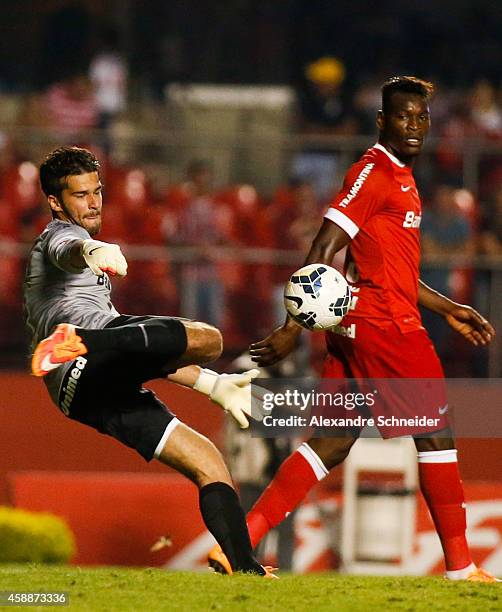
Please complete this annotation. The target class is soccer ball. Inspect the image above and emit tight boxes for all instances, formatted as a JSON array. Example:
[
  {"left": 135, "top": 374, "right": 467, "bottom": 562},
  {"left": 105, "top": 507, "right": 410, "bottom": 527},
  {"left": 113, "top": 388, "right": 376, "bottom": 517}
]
[{"left": 284, "top": 264, "right": 351, "bottom": 331}]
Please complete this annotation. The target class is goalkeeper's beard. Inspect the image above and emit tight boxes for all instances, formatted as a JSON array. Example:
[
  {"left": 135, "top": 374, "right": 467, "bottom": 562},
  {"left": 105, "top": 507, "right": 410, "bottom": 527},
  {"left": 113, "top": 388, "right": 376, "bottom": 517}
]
[{"left": 59, "top": 201, "right": 101, "bottom": 236}]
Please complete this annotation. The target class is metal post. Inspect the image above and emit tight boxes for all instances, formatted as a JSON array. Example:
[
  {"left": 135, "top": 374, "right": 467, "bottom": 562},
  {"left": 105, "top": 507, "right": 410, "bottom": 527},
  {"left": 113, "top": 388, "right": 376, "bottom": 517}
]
[
  {"left": 462, "top": 140, "right": 480, "bottom": 196},
  {"left": 488, "top": 269, "right": 502, "bottom": 378}
]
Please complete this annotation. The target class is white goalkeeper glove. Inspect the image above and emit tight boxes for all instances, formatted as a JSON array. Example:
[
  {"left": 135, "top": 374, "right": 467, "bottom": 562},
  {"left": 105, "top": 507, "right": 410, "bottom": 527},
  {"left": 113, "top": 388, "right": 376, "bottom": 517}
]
[
  {"left": 81, "top": 239, "right": 128, "bottom": 277},
  {"left": 194, "top": 368, "right": 267, "bottom": 429}
]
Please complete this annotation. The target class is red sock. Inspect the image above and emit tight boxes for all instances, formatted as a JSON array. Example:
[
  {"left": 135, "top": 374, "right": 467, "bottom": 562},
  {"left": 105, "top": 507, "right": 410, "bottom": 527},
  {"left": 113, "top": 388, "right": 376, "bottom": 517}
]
[
  {"left": 418, "top": 450, "right": 472, "bottom": 571},
  {"left": 246, "top": 443, "right": 328, "bottom": 549}
]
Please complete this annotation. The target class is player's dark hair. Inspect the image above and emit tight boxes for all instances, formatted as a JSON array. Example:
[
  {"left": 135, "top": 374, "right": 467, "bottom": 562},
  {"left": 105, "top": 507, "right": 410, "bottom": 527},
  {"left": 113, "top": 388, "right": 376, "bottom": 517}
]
[
  {"left": 40, "top": 146, "right": 101, "bottom": 199},
  {"left": 381, "top": 76, "right": 434, "bottom": 114}
]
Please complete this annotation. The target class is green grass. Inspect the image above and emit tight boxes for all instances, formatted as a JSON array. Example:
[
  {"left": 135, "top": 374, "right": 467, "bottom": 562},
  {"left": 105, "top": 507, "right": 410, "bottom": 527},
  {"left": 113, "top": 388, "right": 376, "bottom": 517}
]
[{"left": 0, "top": 566, "right": 500, "bottom": 611}]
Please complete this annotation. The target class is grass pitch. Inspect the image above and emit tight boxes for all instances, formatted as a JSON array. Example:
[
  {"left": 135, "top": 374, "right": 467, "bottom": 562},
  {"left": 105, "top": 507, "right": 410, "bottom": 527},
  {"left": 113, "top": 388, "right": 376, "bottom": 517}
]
[{"left": 0, "top": 566, "right": 500, "bottom": 611}]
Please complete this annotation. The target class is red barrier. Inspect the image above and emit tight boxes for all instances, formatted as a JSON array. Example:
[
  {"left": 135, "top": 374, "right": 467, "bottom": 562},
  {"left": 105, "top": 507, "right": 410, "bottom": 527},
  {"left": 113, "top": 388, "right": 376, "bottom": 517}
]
[
  {"left": 9, "top": 471, "right": 502, "bottom": 574},
  {"left": 0, "top": 372, "right": 223, "bottom": 504},
  {"left": 10, "top": 471, "right": 205, "bottom": 566},
  {"left": 0, "top": 371, "right": 501, "bottom": 502}
]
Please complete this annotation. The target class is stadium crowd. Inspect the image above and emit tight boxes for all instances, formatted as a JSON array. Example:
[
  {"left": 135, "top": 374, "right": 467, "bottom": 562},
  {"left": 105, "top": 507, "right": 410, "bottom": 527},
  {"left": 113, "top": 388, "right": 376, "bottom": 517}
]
[
  {"left": 1, "top": 41, "right": 502, "bottom": 374},
  {"left": 1, "top": 132, "right": 501, "bottom": 374}
]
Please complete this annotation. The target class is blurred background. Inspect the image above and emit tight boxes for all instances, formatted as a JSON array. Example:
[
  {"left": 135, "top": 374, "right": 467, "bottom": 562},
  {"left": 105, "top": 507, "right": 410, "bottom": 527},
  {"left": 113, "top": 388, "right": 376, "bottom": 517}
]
[{"left": 1, "top": 0, "right": 502, "bottom": 574}]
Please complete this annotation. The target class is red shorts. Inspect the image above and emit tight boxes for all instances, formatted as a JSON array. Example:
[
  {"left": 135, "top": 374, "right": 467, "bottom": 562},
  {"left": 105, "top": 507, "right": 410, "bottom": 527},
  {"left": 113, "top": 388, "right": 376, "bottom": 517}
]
[{"left": 320, "top": 317, "right": 448, "bottom": 438}]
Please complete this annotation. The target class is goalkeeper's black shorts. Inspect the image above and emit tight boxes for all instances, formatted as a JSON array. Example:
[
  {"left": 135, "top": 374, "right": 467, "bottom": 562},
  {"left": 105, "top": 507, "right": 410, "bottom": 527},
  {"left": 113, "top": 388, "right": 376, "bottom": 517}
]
[{"left": 54, "top": 314, "right": 187, "bottom": 461}]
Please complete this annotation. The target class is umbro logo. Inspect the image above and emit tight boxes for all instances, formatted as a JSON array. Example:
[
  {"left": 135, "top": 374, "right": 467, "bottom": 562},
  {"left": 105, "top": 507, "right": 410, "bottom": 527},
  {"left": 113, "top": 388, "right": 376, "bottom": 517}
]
[
  {"left": 60, "top": 356, "right": 87, "bottom": 416},
  {"left": 401, "top": 185, "right": 412, "bottom": 192}
]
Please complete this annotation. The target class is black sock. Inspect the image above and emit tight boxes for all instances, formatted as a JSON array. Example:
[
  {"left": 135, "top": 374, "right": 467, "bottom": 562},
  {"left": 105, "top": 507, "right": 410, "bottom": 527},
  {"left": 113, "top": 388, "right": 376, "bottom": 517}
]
[
  {"left": 76, "top": 320, "right": 187, "bottom": 356},
  {"left": 199, "top": 482, "right": 264, "bottom": 574}
]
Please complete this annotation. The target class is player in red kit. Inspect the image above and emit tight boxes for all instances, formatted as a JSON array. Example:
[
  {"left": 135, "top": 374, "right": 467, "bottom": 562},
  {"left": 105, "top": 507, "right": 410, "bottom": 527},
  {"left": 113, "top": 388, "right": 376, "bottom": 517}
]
[{"left": 209, "top": 76, "right": 498, "bottom": 581}]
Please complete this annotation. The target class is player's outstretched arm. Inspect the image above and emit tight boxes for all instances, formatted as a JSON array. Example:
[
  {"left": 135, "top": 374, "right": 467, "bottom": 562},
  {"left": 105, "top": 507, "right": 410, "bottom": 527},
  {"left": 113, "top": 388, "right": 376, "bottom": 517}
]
[
  {"left": 81, "top": 239, "right": 128, "bottom": 277},
  {"left": 250, "top": 219, "right": 351, "bottom": 366},
  {"left": 66, "top": 239, "right": 128, "bottom": 277},
  {"left": 418, "top": 279, "right": 495, "bottom": 346},
  {"left": 167, "top": 366, "right": 267, "bottom": 429}
]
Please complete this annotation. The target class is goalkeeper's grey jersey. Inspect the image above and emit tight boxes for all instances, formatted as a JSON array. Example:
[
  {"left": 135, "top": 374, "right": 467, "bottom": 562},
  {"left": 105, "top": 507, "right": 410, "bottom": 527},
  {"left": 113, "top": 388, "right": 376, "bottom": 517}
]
[{"left": 24, "top": 220, "right": 119, "bottom": 402}]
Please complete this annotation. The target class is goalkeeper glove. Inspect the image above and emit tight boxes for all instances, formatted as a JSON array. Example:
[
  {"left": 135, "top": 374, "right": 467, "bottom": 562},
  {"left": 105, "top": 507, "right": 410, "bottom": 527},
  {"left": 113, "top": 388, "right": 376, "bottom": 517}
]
[
  {"left": 194, "top": 368, "right": 266, "bottom": 429},
  {"left": 81, "top": 239, "right": 128, "bottom": 277}
]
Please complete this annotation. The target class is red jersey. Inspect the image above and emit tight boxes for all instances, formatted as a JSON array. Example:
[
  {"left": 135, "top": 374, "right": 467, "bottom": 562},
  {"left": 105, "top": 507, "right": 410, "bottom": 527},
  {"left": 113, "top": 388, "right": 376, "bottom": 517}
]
[{"left": 325, "top": 143, "right": 423, "bottom": 333}]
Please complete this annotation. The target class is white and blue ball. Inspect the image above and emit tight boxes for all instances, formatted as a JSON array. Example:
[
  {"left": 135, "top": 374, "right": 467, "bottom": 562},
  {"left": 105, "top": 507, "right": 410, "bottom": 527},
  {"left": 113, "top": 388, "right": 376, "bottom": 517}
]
[{"left": 284, "top": 264, "right": 351, "bottom": 331}]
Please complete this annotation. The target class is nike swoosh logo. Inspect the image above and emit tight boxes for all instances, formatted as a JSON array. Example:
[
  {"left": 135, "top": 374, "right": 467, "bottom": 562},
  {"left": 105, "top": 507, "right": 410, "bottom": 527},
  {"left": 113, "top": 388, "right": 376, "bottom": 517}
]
[
  {"left": 88, "top": 247, "right": 103, "bottom": 255},
  {"left": 401, "top": 185, "right": 412, "bottom": 192},
  {"left": 41, "top": 354, "right": 61, "bottom": 373},
  {"left": 438, "top": 404, "right": 449, "bottom": 415}
]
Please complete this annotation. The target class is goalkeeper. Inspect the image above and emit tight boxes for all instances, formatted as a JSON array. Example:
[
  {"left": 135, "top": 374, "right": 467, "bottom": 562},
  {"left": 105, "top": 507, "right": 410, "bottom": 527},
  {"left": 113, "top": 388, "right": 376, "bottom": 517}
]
[{"left": 24, "top": 146, "right": 272, "bottom": 577}]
